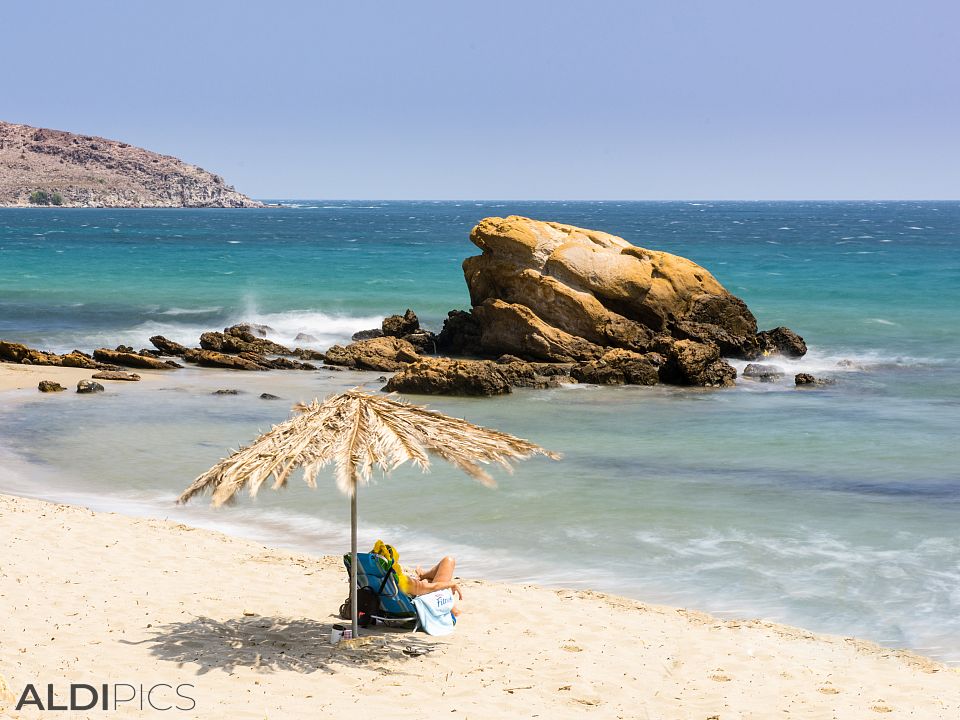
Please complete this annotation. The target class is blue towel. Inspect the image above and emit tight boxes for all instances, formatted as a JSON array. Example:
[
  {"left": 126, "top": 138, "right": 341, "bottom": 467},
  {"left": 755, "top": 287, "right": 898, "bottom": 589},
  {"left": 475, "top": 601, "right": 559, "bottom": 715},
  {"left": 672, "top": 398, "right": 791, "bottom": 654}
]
[{"left": 412, "top": 589, "right": 457, "bottom": 636}]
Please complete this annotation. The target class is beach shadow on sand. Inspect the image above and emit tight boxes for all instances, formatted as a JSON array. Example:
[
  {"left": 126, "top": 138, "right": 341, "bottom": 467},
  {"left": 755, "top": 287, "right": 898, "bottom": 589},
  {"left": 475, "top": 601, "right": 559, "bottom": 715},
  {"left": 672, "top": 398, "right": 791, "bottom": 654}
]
[{"left": 125, "top": 615, "right": 440, "bottom": 675}]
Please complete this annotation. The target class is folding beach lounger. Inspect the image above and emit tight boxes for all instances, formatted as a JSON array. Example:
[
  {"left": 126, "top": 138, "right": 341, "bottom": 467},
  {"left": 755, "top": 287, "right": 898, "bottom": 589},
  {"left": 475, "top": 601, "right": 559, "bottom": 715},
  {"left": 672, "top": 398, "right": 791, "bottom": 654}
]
[{"left": 342, "top": 552, "right": 419, "bottom": 628}]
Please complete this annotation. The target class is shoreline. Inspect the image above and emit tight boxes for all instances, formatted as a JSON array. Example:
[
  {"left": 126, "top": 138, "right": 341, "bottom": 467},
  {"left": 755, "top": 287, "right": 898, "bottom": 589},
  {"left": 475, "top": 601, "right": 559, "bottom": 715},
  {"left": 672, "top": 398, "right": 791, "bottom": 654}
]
[
  {"left": 0, "top": 363, "right": 171, "bottom": 393},
  {"left": 1, "top": 492, "right": 958, "bottom": 719}
]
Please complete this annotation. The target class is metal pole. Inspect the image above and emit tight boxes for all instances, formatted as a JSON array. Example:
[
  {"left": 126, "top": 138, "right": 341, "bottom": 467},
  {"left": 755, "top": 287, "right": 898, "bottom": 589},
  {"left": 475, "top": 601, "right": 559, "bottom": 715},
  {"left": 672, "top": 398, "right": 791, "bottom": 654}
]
[{"left": 350, "top": 483, "right": 358, "bottom": 638}]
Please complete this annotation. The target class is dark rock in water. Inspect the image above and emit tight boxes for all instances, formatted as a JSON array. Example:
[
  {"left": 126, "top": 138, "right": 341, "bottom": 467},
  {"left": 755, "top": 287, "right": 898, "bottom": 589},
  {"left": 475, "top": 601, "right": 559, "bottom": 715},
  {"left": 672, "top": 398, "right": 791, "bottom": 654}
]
[
  {"left": 377, "top": 376, "right": 387, "bottom": 383},
  {"left": 77, "top": 379, "right": 105, "bottom": 394},
  {"left": 149, "top": 335, "right": 189, "bottom": 357},
  {"left": 137, "top": 348, "right": 160, "bottom": 358},
  {"left": 92, "top": 370, "right": 141, "bottom": 381},
  {"left": 382, "top": 309, "right": 420, "bottom": 338},
  {"left": 259, "top": 392, "right": 280, "bottom": 400},
  {"left": 324, "top": 336, "right": 420, "bottom": 372},
  {"left": 662, "top": 339, "right": 737, "bottom": 388},
  {"left": 115, "top": 345, "right": 135, "bottom": 353},
  {"left": 384, "top": 358, "right": 511, "bottom": 396},
  {"left": 93, "top": 348, "right": 179, "bottom": 370},
  {"left": 294, "top": 332, "right": 318, "bottom": 343},
  {"left": 757, "top": 327, "right": 807, "bottom": 358},
  {"left": 742, "top": 363, "right": 785, "bottom": 382},
  {"left": 795, "top": 373, "right": 836, "bottom": 386},
  {"left": 402, "top": 330, "right": 438, "bottom": 354},
  {"left": 293, "top": 348, "right": 326, "bottom": 361},
  {"left": 436, "top": 310, "right": 484, "bottom": 356},
  {"left": 200, "top": 330, "right": 291, "bottom": 356},
  {"left": 242, "top": 353, "right": 315, "bottom": 370},
  {"left": 183, "top": 348, "right": 267, "bottom": 371},
  {"left": 572, "top": 349, "right": 660, "bottom": 386},
  {"left": 38, "top": 380, "right": 66, "bottom": 392},
  {"left": 212, "top": 389, "right": 241, "bottom": 395},
  {"left": 351, "top": 328, "right": 384, "bottom": 341}
]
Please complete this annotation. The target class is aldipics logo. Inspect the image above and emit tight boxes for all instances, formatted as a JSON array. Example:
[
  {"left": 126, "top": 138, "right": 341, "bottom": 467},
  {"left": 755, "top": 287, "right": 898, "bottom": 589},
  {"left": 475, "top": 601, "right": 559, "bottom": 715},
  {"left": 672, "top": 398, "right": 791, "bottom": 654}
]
[{"left": 15, "top": 683, "right": 196, "bottom": 712}]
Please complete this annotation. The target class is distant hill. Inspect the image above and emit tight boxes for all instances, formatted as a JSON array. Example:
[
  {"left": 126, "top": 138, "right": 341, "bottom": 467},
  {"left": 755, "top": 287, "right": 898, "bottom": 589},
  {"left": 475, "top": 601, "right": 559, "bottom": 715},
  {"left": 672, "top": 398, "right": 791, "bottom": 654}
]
[{"left": 0, "top": 121, "right": 263, "bottom": 208}]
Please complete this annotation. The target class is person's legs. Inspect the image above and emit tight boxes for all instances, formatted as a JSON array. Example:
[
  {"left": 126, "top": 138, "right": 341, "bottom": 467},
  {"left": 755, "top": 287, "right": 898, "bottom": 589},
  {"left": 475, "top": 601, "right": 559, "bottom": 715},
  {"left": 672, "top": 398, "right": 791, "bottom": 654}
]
[
  {"left": 433, "top": 556, "right": 456, "bottom": 583},
  {"left": 417, "top": 556, "right": 456, "bottom": 581}
]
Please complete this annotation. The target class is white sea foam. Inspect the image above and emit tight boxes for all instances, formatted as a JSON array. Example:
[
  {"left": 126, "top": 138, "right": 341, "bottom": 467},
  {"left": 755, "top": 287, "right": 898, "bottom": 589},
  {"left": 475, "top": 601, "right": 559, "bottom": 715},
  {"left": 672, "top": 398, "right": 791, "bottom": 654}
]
[{"left": 158, "top": 306, "right": 224, "bottom": 316}]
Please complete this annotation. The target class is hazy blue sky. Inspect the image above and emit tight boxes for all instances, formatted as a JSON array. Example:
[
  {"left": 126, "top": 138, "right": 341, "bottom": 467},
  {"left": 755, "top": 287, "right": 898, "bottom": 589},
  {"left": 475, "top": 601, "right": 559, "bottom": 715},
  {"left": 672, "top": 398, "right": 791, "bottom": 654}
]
[{"left": 2, "top": 1, "right": 957, "bottom": 199}]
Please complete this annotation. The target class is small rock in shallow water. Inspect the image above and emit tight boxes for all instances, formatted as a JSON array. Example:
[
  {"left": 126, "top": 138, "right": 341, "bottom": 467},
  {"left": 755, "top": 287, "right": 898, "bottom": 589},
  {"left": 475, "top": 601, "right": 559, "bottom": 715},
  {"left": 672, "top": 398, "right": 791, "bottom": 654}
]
[
  {"left": 259, "top": 393, "right": 280, "bottom": 400},
  {"left": 92, "top": 370, "right": 141, "bottom": 381},
  {"left": 212, "top": 389, "right": 241, "bottom": 395},
  {"left": 294, "top": 333, "right": 318, "bottom": 343},
  {"left": 77, "top": 380, "right": 105, "bottom": 394},
  {"left": 38, "top": 380, "right": 66, "bottom": 392},
  {"left": 795, "top": 373, "right": 836, "bottom": 386},
  {"left": 743, "top": 363, "right": 785, "bottom": 382}
]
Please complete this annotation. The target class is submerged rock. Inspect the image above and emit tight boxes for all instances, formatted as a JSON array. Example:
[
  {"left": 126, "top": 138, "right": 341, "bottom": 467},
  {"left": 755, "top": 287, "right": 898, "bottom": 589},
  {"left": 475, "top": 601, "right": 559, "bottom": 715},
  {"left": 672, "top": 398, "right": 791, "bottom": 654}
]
[
  {"left": 795, "top": 373, "right": 836, "bottom": 387},
  {"left": 384, "top": 358, "right": 511, "bottom": 396},
  {"left": 92, "top": 370, "right": 141, "bottom": 381},
  {"left": 76, "top": 379, "right": 105, "bottom": 394},
  {"left": 742, "top": 363, "right": 785, "bottom": 382},
  {"left": 38, "top": 380, "right": 66, "bottom": 392},
  {"left": 259, "top": 393, "right": 280, "bottom": 400},
  {"left": 212, "top": 389, "right": 241, "bottom": 395}
]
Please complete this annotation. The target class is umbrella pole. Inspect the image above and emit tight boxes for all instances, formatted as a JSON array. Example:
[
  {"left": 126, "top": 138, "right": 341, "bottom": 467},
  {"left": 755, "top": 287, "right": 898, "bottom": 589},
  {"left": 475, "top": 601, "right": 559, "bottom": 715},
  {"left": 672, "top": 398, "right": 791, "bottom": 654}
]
[{"left": 350, "top": 483, "right": 358, "bottom": 638}]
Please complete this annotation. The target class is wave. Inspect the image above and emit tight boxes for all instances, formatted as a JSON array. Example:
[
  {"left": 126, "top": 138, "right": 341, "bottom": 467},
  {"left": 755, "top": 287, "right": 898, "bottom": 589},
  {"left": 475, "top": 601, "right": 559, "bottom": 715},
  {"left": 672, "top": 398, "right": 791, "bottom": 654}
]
[{"left": 158, "top": 306, "right": 224, "bottom": 316}]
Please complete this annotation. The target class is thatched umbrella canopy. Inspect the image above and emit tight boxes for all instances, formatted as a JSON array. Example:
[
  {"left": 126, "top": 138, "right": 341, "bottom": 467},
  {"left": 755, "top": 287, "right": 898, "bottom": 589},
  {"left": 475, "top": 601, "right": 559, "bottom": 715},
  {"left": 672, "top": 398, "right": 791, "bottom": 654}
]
[{"left": 178, "top": 388, "right": 558, "bottom": 636}]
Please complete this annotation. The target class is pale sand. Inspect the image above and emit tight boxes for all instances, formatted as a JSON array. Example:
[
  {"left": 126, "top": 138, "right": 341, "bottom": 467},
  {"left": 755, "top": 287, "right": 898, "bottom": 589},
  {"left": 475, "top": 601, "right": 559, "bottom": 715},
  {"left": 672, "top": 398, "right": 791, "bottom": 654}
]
[
  {"left": 0, "top": 364, "right": 166, "bottom": 393},
  {"left": 0, "top": 495, "right": 958, "bottom": 719}
]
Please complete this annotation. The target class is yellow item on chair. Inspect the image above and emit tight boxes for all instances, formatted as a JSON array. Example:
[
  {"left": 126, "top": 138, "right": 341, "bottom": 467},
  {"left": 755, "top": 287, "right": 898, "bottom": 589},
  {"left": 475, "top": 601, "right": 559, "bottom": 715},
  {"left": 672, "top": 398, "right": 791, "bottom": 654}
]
[{"left": 371, "top": 539, "right": 412, "bottom": 594}]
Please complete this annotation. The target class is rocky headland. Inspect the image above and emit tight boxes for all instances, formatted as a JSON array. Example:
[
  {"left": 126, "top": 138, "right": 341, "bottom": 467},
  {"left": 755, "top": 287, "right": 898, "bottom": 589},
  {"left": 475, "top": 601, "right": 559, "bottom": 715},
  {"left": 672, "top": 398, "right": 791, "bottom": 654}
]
[
  {"left": 0, "top": 120, "right": 262, "bottom": 208},
  {"left": 1, "top": 216, "right": 818, "bottom": 395}
]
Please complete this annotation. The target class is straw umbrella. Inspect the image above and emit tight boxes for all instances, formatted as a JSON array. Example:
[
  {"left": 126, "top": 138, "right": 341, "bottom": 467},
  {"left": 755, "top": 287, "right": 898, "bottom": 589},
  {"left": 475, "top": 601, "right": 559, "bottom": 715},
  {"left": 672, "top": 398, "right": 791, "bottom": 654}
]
[{"left": 178, "top": 388, "right": 558, "bottom": 637}]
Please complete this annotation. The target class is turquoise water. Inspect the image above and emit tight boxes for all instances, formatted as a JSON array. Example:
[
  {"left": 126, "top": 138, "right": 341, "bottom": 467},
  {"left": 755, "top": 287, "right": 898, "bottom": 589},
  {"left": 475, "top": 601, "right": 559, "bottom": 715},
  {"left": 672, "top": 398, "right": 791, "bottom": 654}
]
[{"left": 1, "top": 201, "right": 958, "bottom": 663}]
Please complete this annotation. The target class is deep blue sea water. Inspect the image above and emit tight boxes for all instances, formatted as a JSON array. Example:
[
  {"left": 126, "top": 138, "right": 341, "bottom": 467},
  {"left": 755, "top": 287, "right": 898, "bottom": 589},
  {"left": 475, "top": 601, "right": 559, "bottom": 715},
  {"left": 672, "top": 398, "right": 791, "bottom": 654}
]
[{"left": 1, "top": 201, "right": 958, "bottom": 663}]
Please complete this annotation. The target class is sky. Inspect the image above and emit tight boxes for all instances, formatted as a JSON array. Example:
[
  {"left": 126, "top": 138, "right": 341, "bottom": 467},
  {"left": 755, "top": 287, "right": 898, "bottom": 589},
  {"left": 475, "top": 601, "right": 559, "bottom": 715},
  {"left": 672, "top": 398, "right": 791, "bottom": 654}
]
[{"left": 2, "top": 1, "right": 957, "bottom": 200}]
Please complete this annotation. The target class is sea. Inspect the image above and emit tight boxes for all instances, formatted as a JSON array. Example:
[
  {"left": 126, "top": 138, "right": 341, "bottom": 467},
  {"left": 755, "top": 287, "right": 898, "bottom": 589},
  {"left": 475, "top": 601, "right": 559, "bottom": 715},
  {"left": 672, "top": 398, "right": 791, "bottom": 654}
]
[{"left": 1, "top": 201, "right": 958, "bottom": 664}]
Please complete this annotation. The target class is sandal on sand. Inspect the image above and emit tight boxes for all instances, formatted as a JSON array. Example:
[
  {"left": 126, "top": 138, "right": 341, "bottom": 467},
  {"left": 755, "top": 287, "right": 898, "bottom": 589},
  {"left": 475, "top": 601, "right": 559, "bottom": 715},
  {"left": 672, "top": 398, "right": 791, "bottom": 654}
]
[{"left": 402, "top": 645, "right": 434, "bottom": 657}]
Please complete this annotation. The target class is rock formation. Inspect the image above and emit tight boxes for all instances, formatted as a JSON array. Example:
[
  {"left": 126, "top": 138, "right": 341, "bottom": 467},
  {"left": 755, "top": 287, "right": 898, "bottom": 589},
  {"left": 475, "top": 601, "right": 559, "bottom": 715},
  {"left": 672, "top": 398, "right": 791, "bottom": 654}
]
[
  {"left": 92, "top": 348, "right": 180, "bottom": 370},
  {"left": 424, "top": 216, "right": 808, "bottom": 391},
  {"left": 324, "top": 336, "right": 420, "bottom": 372},
  {"left": 384, "top": 358, "right": 512, "bottom": 396},
  {"left": 450, "top": 216, "right": 772, "bottom": 361},
  {"left": 0, "top": 120, "right": 262, "bottom": 208}
]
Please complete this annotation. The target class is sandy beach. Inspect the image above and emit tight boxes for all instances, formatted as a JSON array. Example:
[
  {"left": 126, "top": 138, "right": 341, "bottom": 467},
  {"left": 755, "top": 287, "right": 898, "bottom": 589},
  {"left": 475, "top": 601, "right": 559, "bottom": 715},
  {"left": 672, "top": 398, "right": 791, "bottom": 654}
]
[
  {"left": 1, "top": 490, "right": 958, "bottom": 719},
  {"left": 0, "top": 364, "right": 167, "bottom": 393}
]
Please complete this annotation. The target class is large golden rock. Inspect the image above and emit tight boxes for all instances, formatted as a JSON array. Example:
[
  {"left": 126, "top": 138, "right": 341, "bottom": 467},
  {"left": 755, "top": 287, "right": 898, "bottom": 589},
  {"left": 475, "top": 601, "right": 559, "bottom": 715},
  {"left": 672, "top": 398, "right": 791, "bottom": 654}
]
[{"left": 462, "top": 216, "right": 760, "bottom": 361}]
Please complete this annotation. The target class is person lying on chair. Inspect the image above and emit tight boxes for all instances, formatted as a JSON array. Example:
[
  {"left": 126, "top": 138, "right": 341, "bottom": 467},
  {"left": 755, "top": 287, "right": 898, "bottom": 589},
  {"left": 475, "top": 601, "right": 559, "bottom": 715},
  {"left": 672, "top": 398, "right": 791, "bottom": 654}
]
[{"left": 403, "top": 556, "right": 462, "bottom": 617}]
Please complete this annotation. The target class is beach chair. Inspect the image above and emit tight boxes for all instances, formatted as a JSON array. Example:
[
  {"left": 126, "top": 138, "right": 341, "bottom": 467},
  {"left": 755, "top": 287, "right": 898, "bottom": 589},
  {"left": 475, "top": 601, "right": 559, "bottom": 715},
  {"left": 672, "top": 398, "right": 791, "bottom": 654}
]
[{"left": 341, "top": 552, "right": 419, "bottom": 628}]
